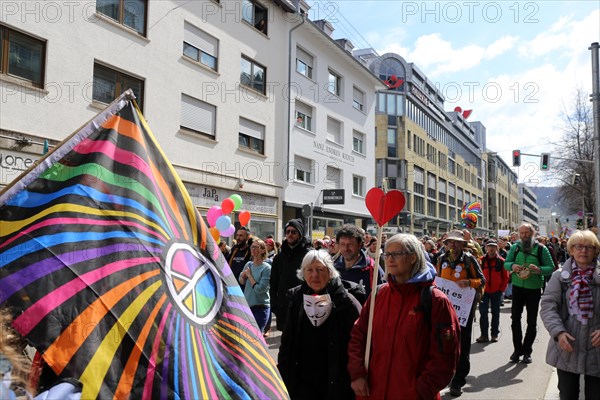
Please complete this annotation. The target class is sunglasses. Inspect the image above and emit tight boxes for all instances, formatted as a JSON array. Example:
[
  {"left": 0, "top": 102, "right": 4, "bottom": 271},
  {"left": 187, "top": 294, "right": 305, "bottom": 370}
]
[{"left": 285, "top": 229, "right": 298, "bottom": 235}]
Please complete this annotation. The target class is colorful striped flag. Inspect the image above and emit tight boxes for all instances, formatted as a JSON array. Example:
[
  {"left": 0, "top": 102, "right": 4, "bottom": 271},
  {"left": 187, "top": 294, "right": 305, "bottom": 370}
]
[{"left": 0, "top": 91, "right": 288, "bottom": 399}]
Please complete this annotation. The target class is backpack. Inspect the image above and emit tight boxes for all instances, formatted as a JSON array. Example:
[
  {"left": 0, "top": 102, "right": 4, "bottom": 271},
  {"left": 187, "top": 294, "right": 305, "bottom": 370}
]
[
  {"left": 416, "top": 285, "right": 435, "bottom": 327},
  {"left": 376, "top": 284, "right": 435, "bottom": 326},
  {"left": 510, "top": 244, "right": 544, "bottom": 266},
  {"left": 463, "top": 253, "right": 485, "bottom": 303}
]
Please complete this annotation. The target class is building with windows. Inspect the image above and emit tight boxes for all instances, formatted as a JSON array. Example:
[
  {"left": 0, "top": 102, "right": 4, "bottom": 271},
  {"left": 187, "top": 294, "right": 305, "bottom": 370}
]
[
  {"left": 518, "top": 183, "right": 539, "bottom": 230},
  {"left": 355, "top": 51, "right": 486, "bottom": 237},
  {"left": 1, "top": 0, "right": 383, "bottom": 241},
  {"left": 282, "top": 2, "right": 383, "bottom": 238},
  {"left": 1, "top": 0, "right": 303, "bottom": 240},
  {"left": 486, "top": 152, "right": 520, "bottom": 232}
]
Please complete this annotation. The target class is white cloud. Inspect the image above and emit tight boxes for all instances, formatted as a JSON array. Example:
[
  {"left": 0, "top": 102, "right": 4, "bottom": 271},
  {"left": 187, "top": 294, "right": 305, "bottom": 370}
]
[{"left": 518, "top": 10, "right": 599, "bottom": 58}]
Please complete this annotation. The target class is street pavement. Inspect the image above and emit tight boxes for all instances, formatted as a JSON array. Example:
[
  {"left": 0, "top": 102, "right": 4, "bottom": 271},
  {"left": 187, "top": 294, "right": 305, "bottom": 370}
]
[{"left": 263, "top": 298, "right": 584, "bottom": 399}]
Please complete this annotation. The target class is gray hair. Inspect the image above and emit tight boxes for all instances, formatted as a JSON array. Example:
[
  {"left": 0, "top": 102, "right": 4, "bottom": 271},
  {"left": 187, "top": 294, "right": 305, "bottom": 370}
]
[
  {"left": 296, "top": 250, "right": 340, "bottom": 281},
  {"left": 384, "top": 233, "right": 427, "bottom": 278}
]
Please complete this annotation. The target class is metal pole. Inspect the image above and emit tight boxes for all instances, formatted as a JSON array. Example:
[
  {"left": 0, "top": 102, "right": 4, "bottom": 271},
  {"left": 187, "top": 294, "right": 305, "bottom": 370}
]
[{"left": 590, "top": 42, "right": 600, "bottom": 233}]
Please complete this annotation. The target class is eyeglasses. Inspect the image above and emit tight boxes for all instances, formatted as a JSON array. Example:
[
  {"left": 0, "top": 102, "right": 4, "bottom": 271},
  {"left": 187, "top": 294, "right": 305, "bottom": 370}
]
[
  {"left": 250, "top": 246, "right": 262, "bottom": 249},
  {"left": 285, "top": 229, "right": 298, "bottom": 235},
  {"left": 573, "top": 244, "right": 596, "bottom": 252},
  {"left": 382, "top": 251, "right": 412, "bottom": 260}
]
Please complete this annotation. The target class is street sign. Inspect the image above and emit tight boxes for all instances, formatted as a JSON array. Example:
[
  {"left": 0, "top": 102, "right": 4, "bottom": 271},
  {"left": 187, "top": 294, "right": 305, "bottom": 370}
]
[
  {"left": 301, "top": 204, "right": 312, "bottom": 218},
  {"left": 322, "top": 189, "right": 345, "bottom": 205}
]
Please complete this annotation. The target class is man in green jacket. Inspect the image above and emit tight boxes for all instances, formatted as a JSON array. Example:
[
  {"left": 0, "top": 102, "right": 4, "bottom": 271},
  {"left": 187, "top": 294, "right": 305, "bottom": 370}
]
[{"left": 504, "top": 222, "right": 555, "bottom": 364}]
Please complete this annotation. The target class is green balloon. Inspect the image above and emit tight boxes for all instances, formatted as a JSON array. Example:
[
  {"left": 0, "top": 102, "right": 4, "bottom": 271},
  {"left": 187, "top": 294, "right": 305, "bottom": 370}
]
[{"left": 230, "top": 194, "right": 243, "bottom": 211}]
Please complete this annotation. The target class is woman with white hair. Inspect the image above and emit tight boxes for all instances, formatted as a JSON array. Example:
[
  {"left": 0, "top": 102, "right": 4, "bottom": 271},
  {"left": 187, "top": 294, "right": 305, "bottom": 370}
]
[
  {"left": 541, "top": 230, "right": 600, "bottom": 399},
  {"left": 348, "top": 234, "right": 460, "bottom": 400},
  {"left": 278, "top": 250, "right": 361, "bottom": 399}
]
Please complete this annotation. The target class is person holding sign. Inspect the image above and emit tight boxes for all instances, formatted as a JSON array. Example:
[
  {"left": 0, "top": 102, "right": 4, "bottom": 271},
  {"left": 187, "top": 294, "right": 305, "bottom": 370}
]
[
  {"left": 436, "top": 230, "right": 485, "bottom": 397},
  {"left": 348, "top": 234, "right": 460, "bottom": 400}
]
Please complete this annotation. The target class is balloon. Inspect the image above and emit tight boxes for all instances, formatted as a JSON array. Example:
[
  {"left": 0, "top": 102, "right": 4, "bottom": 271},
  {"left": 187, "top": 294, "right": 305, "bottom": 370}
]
[
  {"left": 221, "top": 198, "right": 235, "bottom": 214},
  {"left": 221, "top": 224, "right": 236, "bottom": 237},
  {"left": 207, "top": 206, "right": 223, "bottom": 227},
  {"left": 216, "top": 215, "right": 231, "bottom": 232},
  {"left": 239, "top": 210, "right": 251, "bottom": 227},
  {"left": 230, "top": 194, "right": 243, "bottom": 211},
  {"left": 209, "top": 227, "right": 220, "bottom": 242}
]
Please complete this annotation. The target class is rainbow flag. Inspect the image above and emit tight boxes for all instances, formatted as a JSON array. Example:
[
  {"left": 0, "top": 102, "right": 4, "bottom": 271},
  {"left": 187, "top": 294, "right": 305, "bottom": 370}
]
[{"left": 0, "top": 91, "right": 288, "bottom": 399}]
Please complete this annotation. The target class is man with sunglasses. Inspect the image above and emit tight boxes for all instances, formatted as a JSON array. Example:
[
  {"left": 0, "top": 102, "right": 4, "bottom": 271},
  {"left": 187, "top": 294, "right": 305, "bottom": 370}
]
[
  {"left": 504, "top": 222, "right": 554, "bottom": 365},
  {"left": 270, "top": 218, "right": 312, "bottom": 330}
]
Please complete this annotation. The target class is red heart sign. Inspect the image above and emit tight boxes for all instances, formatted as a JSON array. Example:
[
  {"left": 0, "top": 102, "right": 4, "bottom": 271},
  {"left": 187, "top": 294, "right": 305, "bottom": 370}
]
[{"left": 365, "top": 188, "right": 406, "bottom": 226}]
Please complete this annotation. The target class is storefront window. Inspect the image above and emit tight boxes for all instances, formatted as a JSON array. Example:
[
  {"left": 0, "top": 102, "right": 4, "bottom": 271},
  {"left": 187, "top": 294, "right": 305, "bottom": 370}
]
[
  {"left": 248, "top": 217, "right": 276, "bottom": 242},
  {"left": 312, "top": 217, "right": 344, "bottom": 240}
]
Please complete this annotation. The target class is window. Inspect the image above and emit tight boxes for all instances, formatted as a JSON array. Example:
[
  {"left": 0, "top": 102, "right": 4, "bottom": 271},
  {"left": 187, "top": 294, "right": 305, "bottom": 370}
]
[
  {"left": 180, "top": 94, "right": 216, "bottom": 138},
  {"left": 427, "top": 173, "right": 436, "bottom": 199},
  {"left": 294, "top": 155, "right": 313, "bottom": 184},
  {"left": 387, "top": 128, "right": 396, "bottom": 157},
  {"left": 326, "top": 117, "right": 341, "bottom": 144},
  {"left": 239, "top": 117, "right": 265, "bottom": 154},
  {"left": 353, "top": 86, "right": 364, "bottom": 111},
  {"left": 296, "top": 47, "right": 313, "bottom": 79},
  {"left": 242, "top": 0, "right": 268, "bottom": 34},
  {"left": 413, "top": 167, "right": 424, "bottom": 195},
  {"left": 295, "top": 101, "right": 313, "bottom": 131},
  {"left": 93, "top": 63, "right": 144, "bottom": 109},
  {"left": 183, "top": 22, "right": 218, "bottom": 71},
  {"left": 240, "top": 56, "right": 266, "bottom": 94},
  {"left": 325, "top": 165, "right": 341, "bottom": 188},
  {"left": 353, "top": 131, "right": 365, "bottom": 154},
  {"left": 96, "top": 0, "right": 147, "bottom": 35},
  {"left": 327, "top": 69, "right": 341, "bottom": 96},
  {"left": 0, "top": 25, "right": 45, "bottom": 87},
  {"left": 353, "top": 175, "right": 365, "bottom": 196}
]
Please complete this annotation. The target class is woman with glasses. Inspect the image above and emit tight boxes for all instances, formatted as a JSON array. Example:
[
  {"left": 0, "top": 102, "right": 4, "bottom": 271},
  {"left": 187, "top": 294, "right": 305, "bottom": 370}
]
[
  {"left": 541, "top": 230, "right": 600, "bottom": 399},
  {"left": 239, "top": 239, "right": 271, "bottom": 333},
  {"left": 348, "top": 234, "right": 460, "bottom": 400},
  {"left": 278, "top": 250, "right": 361, "bottom": 399}
]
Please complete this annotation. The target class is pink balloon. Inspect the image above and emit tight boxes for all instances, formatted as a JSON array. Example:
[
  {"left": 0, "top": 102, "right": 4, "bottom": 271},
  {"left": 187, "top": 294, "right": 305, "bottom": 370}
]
[
  {"left": 239, "top": 210, "right": 251, "bottom": 227},
  {"left": 221, "top": 198, "right": 235, "bottom": 214},
  {"left": 206, "top": 206, "right": 222, "bottom": 227},
  {"left": 221, "top": 224, "right": 236, "bottom": 237}
]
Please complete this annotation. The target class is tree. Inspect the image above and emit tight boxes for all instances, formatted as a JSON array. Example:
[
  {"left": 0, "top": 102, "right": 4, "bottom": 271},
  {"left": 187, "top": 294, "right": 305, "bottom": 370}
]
[{"left": 553, "top": 88, "right": 595, "bottom": 216}]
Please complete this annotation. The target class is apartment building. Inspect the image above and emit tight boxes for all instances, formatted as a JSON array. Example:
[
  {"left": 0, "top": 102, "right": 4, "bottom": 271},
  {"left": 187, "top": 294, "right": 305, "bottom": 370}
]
[
  {"left": 356, "top": 51, "right": 486, "bottom": 237},
  {"left": 518, "top": 183, "right": 539, "bottom": 230},
  {"left": 487, "top": 152, "right": 520, "bottom": 232}
]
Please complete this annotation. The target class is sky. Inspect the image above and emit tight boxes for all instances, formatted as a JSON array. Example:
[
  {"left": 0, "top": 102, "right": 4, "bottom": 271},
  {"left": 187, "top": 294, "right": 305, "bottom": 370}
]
[{"left": 308, "top": 0, "right": 600, "bottom": 186}]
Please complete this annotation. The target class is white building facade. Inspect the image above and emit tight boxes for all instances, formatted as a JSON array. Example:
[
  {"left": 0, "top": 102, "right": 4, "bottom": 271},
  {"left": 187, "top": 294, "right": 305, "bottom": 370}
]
[{"left": 282, "top": 5, "right": 383, "bottom": 238}]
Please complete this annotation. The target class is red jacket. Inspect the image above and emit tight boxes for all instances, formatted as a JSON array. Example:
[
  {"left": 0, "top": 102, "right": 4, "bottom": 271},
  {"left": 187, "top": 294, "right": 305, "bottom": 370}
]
[
  {"left": 347, "top": 281, "right": 460, "bottom": 400},
  {"left": 479, "top": 255, "right": 509, "bottom": 294}
]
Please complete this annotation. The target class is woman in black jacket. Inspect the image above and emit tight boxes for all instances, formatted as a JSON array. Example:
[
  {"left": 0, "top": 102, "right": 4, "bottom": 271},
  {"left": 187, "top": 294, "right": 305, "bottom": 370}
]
[{"left": 278, "top": 250, "right": 361, "bottom": 400}]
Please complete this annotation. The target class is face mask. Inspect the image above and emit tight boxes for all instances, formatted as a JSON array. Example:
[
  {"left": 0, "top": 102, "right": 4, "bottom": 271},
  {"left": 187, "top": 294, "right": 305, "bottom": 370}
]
[{"left": 303, "top": 294, "right": 333, "bottom": 327}]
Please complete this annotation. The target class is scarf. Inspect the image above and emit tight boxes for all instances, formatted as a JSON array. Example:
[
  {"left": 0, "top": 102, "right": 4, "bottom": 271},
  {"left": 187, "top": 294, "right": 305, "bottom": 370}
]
[{"left": 568, "top": 263, "right": 595, "bottom": 325}]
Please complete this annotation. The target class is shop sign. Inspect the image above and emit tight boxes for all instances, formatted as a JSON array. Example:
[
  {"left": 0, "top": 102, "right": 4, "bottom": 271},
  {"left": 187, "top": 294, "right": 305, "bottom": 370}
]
[{"left": 322, "top": 189, "right": 345, "bottom": 205}]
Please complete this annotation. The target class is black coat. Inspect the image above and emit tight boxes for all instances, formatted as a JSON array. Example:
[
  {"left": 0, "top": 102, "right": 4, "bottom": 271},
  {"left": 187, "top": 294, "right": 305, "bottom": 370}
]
[
  {"left": 278, "top": 277, "right": 360, "bottom": 400},
  {"left": 269, "top": 238, "right": 311, "bottom": 330}
]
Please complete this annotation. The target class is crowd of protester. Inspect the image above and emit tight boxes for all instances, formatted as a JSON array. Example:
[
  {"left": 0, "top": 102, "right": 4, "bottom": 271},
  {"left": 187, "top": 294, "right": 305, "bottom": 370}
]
[{"left": 217, "top": 220, "right": 599, "bottom": 399}]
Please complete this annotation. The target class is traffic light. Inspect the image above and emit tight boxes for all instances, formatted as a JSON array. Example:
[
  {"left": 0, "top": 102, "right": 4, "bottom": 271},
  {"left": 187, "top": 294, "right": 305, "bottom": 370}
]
[
  {"left": 540, "top": 153, "right": 550, "bottom": 170},
  {"left": 512, "top": 150, "right": 521, "bottom": 167}
]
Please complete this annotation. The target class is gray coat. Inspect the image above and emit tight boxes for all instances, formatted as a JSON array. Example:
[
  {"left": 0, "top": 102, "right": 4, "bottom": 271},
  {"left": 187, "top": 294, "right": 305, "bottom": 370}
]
[{"left": 540, "top": 258, "right": 600, "bottom": 376}]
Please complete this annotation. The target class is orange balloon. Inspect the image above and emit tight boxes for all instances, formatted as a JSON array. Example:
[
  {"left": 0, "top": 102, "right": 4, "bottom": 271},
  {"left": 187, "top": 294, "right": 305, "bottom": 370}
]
[
  {"left": 239, "top": 210, "right": 251, "bottom": 227},
  {"left": 209, "top": 227, "right": 220, "bottom": 242},
  {"left": 221, "top": 198, "right": 235, "bottom": 214}
]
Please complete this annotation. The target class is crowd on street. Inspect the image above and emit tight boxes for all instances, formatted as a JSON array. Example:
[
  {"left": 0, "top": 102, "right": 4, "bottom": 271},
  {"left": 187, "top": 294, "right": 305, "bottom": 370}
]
[{"left": 222, "top": 220, "right": 600, "bottom": 399}]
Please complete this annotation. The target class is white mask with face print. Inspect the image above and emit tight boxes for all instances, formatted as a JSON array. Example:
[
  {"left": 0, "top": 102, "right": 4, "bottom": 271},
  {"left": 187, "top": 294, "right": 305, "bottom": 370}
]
[{"left": 303, "top": 294, "right": 333, "bottom": 327}]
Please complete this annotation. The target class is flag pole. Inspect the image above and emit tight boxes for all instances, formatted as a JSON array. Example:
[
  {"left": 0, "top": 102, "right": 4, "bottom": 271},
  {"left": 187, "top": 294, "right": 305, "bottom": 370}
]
[{"left": 363, "top": 180, "right": 387, "bottom": 371}]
